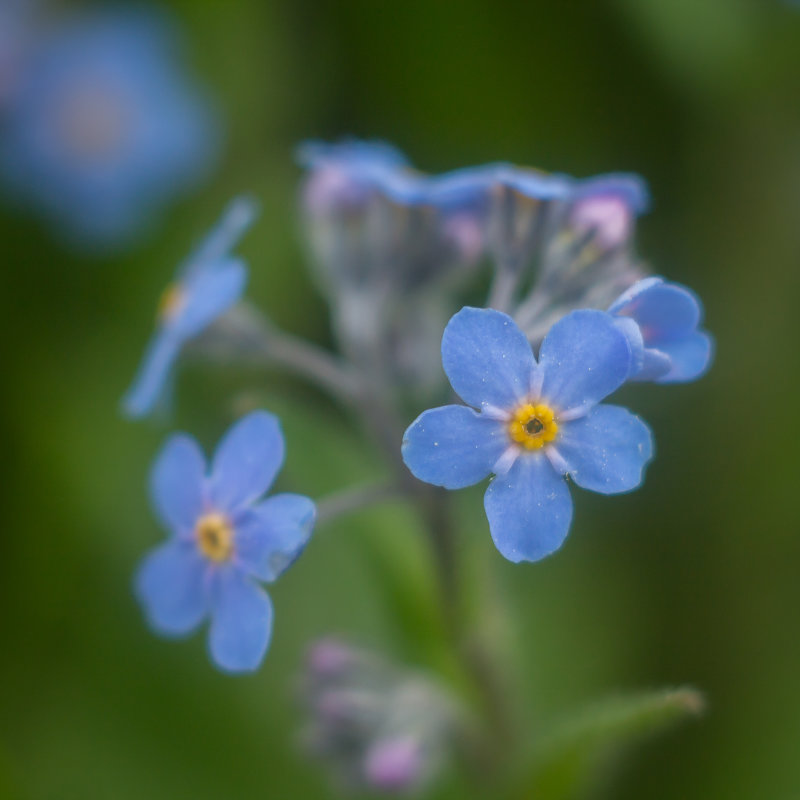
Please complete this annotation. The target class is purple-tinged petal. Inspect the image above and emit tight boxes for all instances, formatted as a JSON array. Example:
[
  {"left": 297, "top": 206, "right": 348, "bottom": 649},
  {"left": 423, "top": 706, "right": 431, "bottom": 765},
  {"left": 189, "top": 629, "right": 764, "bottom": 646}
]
[
  {"left": 608, "top": 276, "right": 663, "bottom": 314},
  {"left": 442, "top": 307, "right": 536, "bottom": 411},
  {"left": 173, "top": 257, "right": 247, "bottom": 339},
  {"left": 539, "top": 310, "right": 631, "bottom": 415},
  {"left": 122, "top": 331, "right": 181, "bottom": 419},
  {"left": 235, "top": 493, "right": 316, "bottom": 582},
  {"left": 655, "top": 331, "right": 714, "bottom": 383},
  {"left": 134, "top": 539, "right": 208, "bottom": 636},
  {"left": 208, "top": 569, "right": 273, "bottom": 673},
  {"left": 555, "top": 404, "right": 653, "bottom": 494},
  {"left": 402, "top": 405, "right": 508, "bottom": 489},
  {"left": 208, "top": 411, "right": 285, "bottom": 512},
  {"left": 484, "top": 454, "right": 573, "bottom": 563},
  {"left": 149, "top": 433, "right": 206, "bottom": 533}
]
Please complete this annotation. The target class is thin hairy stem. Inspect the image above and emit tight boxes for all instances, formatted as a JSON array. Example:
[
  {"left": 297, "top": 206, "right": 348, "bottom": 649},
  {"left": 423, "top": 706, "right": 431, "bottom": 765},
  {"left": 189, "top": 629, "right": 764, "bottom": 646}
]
[{"left": 316, "top": 481, "right": 403, "bottom": 525}]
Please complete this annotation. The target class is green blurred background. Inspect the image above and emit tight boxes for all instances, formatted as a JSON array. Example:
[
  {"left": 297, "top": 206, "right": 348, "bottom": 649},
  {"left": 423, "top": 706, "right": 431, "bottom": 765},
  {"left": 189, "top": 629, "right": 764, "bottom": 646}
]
[{"left": 2, "top": 0, "right": 800, "bottom": 797}]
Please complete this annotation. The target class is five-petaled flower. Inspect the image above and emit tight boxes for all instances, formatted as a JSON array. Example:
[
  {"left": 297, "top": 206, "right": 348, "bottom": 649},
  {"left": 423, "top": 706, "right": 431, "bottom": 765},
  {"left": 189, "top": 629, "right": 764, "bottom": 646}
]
[
  {"left": 609, "top": 277, "right": 714, "bottom": 383},
  {"left": 122, "top": 196, "right": 255, "bottom": 419},
  {"left": 135, "top": 410, "right": 316, "bottom": 673},
  {"left": 402, "top": 307, "right": 654, "bottom": 563}
]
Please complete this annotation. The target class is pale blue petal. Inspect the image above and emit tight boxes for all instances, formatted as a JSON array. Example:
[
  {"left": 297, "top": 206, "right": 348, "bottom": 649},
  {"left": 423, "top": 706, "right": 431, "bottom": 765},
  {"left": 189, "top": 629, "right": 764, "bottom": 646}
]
[
  {"left": 630, "top": 348, "right": 672, "bottom": 382},
  {"left": 122, "top": 331, "right": 181, "bottom": 419},
  {"left": 555, "top": 404, "right": 653, "bottom": 494},
  {"left": 402, "top": 405, "right": 508, "bottom": 489},
  {"left": 234, "top": 494, "right": 316, "bottom": 582},
  {"left": 484, "top": 455, "right": 573, "bottom": 563},
  {"left": 613, "top": 316, "right": 646, "bottom": 378},
  {"left": 149, "top": 434, "right": 206, "bottom": 533},
  {"left": 208, "top": 411, "right": 285, "bottom": 512},
  {"left": 182, "top": 196, "right": 258, "bottom": 277},
  {"left": 208, "top": 569, "right": 273, "bottom": 673},
  {"left": 174, "top": 258, "right": 247, "bottom": 339},
  {"left": 135, "top": 540, "right": 208, "bottom": 636},
  {"left": 608, "top": 277, "right": 663, "bottom": 315},
  {"left": 442, "top": 307, "right": 535, "bottom": 410},
  {"left": 656, "top": 331, "right": 714, "bottom": 383},
  {"left": 539, "top": 310, "right": 631, "bottom": 414}
]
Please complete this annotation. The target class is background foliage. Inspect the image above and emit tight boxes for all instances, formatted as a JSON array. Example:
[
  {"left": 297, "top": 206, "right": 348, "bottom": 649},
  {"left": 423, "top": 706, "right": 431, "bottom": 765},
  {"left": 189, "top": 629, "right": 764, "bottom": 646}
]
[{"left": 1, "top": 1, "right": 799, "bottom": 797}]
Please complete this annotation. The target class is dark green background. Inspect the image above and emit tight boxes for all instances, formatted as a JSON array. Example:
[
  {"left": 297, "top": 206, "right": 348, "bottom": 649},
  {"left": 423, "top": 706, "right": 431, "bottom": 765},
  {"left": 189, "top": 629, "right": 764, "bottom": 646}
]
[{"left": 2, "top": 1, "right": 799, "bottom": 797}]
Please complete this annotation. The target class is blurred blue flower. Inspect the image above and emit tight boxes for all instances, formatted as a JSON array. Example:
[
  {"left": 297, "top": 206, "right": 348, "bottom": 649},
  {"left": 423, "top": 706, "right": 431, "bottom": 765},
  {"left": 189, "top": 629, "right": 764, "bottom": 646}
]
[
  {"left": 609, "top": 277, "right": 714, "bottom": 383},
  {"left": 402, "top": 307, "right": 653, "bottom": 563},
  {"left": 135, "top": 410, "right": 316, "bottom": 673},
  {"left": 0, "top": 7, "right": 220, "bottom": 248},
  {"left": 0, "top": 0, "right": 38, "bottom": 111},
  {"left": 122, "top": 196, "right": 256, "bottom": 419}
]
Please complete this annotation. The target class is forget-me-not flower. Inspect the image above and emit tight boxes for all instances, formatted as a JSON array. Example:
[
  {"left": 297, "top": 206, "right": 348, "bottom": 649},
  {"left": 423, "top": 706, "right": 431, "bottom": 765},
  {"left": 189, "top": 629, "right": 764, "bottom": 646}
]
[
  {"left": 135, "top": 410, "right": 316, "bottom": 673},
  {"left": 402, "top": 307, "right": 653, "bottom": 562},
  {"left": 0, "top": 7, "right": 220, "bottom": 248},
  {"left": 609, "top": 277, "right": 713, "bottom": 383},
  {"left": 122, "top": 196, "right": 256, "bottom": 419}
]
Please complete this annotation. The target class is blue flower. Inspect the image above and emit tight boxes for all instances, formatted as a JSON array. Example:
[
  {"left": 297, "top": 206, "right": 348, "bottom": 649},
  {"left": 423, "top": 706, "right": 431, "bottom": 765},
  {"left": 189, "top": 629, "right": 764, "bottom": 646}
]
[
  {"left": 0, "top": 8, "right": 220, "bottom": 248},
  {"left": 402, "top": 307, "right": 653, "bottom": 563},
  {"left": 135, "top": 411, "right": 316, "bottom": 673},
  {"left": 122, "top": 196, "right": 256, "bottom": 419},
  {"left": 609, "top": 277, "right": 714, "bottom": 383}
]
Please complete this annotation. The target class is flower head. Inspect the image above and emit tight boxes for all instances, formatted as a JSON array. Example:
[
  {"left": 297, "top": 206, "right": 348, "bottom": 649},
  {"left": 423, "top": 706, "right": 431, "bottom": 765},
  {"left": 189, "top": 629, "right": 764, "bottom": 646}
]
[
  {"left": 0, "top": 7, "right": 220, "bottom": 248},
  {"left": 135, "top": 410, "right": 316, "bottom": 673},
  {"left": 301, "top": 638, "right": 454, "bottom": 794},
  {"left": 402, "top": 307, "right": 654, "bottom": 562},
  {"left": 122, "top": 196, "right": 256, "bottom": 419},
  {"left": 609, "top": 277, "right": 714, "bottom": 383}
]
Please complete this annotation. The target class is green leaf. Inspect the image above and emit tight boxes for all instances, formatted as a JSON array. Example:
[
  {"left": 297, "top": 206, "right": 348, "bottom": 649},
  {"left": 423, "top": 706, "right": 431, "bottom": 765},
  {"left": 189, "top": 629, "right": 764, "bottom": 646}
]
[{"left": 513, "top": 687, "right": 705, "bottom": 800}]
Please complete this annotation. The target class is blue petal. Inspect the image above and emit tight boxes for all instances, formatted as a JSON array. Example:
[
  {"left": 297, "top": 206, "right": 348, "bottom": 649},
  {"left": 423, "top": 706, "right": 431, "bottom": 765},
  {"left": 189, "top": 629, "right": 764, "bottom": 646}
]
[
  {"left": 555, "top": 404, "right": 653, "bottom": 494},
  {"left": 442, "top": 307, "right": 536, "bottom": 410},
  {"left": 484, "top": 455, "right": 573, "bottom": 563},
  {"left": 208, "top": 411, "right": 285, "bottom": 512},
  {"left": 572, "top": 173, "right": 650, "bottom": 214},
  {"left": 122, "top": 331, "right": 181, "bottom": 419},
  {"left": 610, "top": 279, "right": 701, "bottom": 343},
  {"left": 149, "top": 433, "right": 206, "bottom": 533},
  {"left": 402, "top": 405, "right": 508, "bottom": 489},
  {"left": 234, "top": 494, "right": 316, "bottom": 582},
  {"left": 173, "top": 257, "right": 247, "bottom": 339},
  {"left": 208, "top": 569, "right": 273, "bottom": 673},
  {"left": 539, "top": 310, "right": 631, "bottom": 414},
  {"left": 655, "top": 331, "right": 713, "bottom": 383},
  {"left": 182, "top": 196, "right": 258, "bottom": 277},
  {"left": 134, "top": 540, "right": 208, "bottom": 636},
  {"left": 632, "top": 348, "right": 672, "bottom": 382}
]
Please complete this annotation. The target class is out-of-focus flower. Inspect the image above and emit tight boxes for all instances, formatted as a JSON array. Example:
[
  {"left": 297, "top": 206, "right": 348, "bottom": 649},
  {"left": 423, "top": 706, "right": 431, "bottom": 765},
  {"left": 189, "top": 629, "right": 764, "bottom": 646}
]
[
  {"left": 0, "top": 7, "right": 220, "bottom": 248},
  {"left": 402, "top": 307, "right": 653, "bottom": 563},
  {"left": 300, "top": 638, "right": 455, "bottom": 794},
  {"left": 122, "top": 196, "right": 256, "bottom": 419},
  {"left": 135, "top": 411, "right": 316, "bottom": 673},
  {"left": 609, "top": 276, "right": 714, "bottom": 383},
  {"left": 0, "top": 0, "right": 38, "bottom": 111}
]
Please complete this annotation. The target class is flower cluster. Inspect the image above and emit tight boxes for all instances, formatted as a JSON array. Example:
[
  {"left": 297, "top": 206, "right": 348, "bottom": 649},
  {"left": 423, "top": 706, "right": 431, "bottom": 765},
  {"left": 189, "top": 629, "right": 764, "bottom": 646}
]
[
  {"left": 124, "top": 138, "right": 712, "bottom": 698},
  {"left": 0, "top": 5, "right": 219, "bottom": 249},
  {"left": 300, "top": 638, "right": 455, "bottom": 794}
]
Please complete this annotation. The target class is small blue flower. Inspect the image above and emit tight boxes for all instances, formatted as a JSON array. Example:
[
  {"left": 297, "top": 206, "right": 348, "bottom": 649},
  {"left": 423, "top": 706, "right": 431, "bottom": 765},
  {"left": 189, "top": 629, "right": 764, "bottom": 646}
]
[
  {"left": 0, "top": 7, "right": 220, "bottom": 248},
  {"left": 402, "top": 307, "right": 653, "bottom": 563},
  {"left": 122, "top": 196, "right": 256, "bottom": 419},
  {"left": 135, "top": 410, "right": 316, "bottom": 673},
  {"left": 609, "top": 277, "right": 714, "bottom": 383}
]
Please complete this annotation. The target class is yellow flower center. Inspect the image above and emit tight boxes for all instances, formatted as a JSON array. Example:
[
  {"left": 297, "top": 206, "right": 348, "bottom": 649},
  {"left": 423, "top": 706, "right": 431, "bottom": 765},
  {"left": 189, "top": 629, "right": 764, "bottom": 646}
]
[
  {"left": 195, "top": 513, "right": 234, "bottom": 562},
  {"left": 508, "top": 403, "right": 558, "bottom": 450},
  {"left": 157, "top": 283, "right": 185, "bottom": 322}
]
